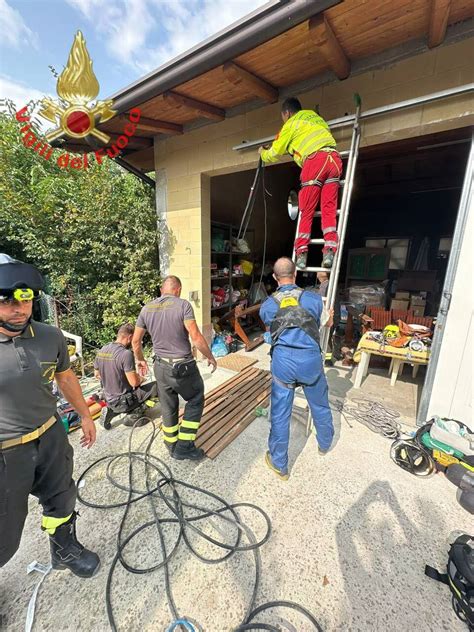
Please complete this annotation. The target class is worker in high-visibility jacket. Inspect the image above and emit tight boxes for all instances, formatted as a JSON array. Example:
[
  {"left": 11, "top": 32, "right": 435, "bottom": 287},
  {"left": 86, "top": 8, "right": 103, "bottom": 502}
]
[{"left": 259, "top": 97, "right": 342, "bottom": 270}]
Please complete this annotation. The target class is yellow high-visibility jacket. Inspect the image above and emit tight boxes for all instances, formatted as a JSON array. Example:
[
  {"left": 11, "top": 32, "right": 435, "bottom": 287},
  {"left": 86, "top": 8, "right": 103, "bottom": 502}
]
[{"left": 260, "top": 110, "right": 336, "bottom": 168}]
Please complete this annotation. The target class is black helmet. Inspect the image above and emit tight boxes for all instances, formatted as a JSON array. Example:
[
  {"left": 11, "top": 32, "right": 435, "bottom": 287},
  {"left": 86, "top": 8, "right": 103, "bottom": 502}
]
[{"left": 0, "top": 254, "right": 44, "bottom": 297}]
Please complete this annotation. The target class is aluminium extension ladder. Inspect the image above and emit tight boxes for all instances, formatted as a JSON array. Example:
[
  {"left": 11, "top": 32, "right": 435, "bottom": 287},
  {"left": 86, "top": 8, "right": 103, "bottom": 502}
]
[{"left": 292, "top": 96, "right": 362, "bottom": 434}]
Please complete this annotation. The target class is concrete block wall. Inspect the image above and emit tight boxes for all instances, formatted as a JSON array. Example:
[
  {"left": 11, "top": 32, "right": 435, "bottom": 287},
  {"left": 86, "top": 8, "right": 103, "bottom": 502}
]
[{"left": 154, "top": 38, "right": 474, "bottom": 334}]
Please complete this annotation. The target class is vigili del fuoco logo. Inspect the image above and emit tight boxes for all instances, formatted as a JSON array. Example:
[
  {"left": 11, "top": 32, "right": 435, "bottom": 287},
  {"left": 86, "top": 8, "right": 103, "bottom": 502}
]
[{"left": 16, "top": 31, "right": 141, "bottom": 170}]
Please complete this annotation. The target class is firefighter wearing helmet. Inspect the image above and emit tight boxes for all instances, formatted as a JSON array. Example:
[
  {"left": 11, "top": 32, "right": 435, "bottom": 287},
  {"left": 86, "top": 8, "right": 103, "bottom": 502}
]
[{"left": 0, "top": 254, "right": 100, "bottom": 577}]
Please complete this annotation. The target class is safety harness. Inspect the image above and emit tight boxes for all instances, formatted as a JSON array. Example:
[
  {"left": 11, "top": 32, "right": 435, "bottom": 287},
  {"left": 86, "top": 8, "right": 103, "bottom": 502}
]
[
  {"left": 269, "top": 288, "right": 321, "bottom": 390},
  {"left": 270, "top": 288, "right": 320, "bottom": 346}
]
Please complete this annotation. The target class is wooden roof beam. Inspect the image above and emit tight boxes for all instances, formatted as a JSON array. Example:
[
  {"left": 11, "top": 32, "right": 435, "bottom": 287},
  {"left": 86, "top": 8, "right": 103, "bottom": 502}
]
[
  {"left": 117, "top": 114, "right": 183, "bottom": 135},
  {"left": 310, "top": 15, "right": 350, "bottom": 81},
  {"left": 107, "top": 135, "right": 152, "bottom": 149},
  {"left": 222, "top": 62, "right": 278, "bottom": 103},
  {"left": 428, "top": 0, "right": 451, "bottom": 48},
  {"left": 163, "top": 91, "right": 225, "bottom": 121}
]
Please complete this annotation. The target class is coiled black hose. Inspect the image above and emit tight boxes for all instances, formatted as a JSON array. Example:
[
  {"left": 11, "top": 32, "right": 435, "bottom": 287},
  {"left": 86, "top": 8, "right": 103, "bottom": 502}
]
[{"left": 77, "top": 421, "right": 323, "bottom": 631}]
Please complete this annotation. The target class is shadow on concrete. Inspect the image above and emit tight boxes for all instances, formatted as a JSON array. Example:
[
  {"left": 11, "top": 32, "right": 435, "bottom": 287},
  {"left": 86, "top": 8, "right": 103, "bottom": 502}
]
[
  {"left": 335, "top": 480, "right": 449, "bottom": 630},
  {"left": 326, "top": 366, "right": 355, "bottom": 450}
]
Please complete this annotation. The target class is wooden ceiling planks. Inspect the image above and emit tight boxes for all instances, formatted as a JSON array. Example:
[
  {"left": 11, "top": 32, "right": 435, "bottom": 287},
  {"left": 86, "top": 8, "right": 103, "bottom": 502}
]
[
  {"left": 173, "top": 65, "right": 252, "bottom": 109},
  {"left": 450, "top": 0, "right": 474, "bottom": 22},
  {"left": 112, "top": 0, "right": 474, "bottom": 125}
]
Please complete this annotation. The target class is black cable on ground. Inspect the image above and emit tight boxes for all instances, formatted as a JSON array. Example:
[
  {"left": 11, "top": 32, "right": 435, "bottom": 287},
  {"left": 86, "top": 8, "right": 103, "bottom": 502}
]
[
  {"left": 329, "top": 396, "right": 402, "bottom": 439},
  {"left": 77, "top": 421, "right": 323, "bottom": 631}
]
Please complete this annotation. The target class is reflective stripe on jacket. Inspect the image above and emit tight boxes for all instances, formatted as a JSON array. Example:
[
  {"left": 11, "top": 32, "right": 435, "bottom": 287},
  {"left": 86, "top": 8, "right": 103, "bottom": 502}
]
[{"left": 260, "top": 110, "right": 336, "bottom": 168}]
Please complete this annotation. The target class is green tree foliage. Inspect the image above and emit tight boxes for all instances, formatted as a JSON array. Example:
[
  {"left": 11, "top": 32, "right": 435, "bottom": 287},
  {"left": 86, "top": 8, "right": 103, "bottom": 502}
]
[{"left": 0, "top": 106, "right": 160, "bottom": 347}]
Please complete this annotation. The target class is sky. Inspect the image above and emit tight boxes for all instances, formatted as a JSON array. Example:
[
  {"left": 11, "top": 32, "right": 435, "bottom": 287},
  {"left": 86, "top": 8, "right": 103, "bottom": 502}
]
[{"left": 0, "top": 0, "right": 267, "bottom": 108}]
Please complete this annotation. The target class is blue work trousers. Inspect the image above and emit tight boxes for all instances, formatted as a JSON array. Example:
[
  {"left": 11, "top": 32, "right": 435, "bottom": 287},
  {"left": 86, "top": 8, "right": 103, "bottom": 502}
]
[{"left": 269, "top": 345, "right": 334, "bottom": 472}]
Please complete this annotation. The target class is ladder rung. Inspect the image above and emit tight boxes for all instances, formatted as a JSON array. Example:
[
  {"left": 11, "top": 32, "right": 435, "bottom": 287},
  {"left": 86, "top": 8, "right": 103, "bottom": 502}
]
[
  {"left": 309, "top": 238, "right": 325, "bottom": 245},
  {"left": 339, "top": 179, "right": 346, "bottom": 186},
  {"left": 300, "top": 266, "right": 331, "bottom": 273},
  {"left": 315, "top": 209, "right": 341, "bottom": 217},
  {"left": 340, "top": 150, "right": 350, "bottom": 157}
]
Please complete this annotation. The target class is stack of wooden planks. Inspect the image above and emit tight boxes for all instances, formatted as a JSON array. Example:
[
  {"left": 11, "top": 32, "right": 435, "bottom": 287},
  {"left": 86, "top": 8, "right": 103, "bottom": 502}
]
[{"left": 189, "top": 366, "right": 271, "bottom": 459}]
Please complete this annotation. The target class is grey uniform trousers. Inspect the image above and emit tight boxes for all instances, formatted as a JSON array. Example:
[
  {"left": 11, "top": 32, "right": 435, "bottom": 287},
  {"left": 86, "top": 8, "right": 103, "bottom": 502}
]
[{"left": 0, "top": 420, "right": 76, "bottom": 567}]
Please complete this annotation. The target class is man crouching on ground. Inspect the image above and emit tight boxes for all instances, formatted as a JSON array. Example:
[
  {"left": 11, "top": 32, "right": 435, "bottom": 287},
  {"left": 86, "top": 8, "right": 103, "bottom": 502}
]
[
  {"left": 260, "top": 257, "right": 334, "bottom": 480},
  {"left": 94, "top": 323, "right": 158, "bottom": 428}
]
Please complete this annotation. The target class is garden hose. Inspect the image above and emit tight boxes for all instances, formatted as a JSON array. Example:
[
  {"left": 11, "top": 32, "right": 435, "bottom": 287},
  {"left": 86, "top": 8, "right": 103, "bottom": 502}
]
[{"left": 77, "top": 421, "right": 323, "bottom": 631}]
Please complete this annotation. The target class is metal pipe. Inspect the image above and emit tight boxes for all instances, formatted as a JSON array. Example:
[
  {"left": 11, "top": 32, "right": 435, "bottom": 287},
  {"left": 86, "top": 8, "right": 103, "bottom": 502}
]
[
  {"left": 232, "top": 83, "right": 474, "bottom": 151},
  {"left": 416, "top": 131, "right": 474, "bottom": 425},
  {"left": 111, "top": 0, "right": 338, "bottom": 113}
]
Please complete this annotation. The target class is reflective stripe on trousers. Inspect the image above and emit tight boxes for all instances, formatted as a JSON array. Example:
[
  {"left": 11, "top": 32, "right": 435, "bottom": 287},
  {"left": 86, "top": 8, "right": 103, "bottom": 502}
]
[{"left": 295, "top": 151, "right": 342, "bottom": 254}]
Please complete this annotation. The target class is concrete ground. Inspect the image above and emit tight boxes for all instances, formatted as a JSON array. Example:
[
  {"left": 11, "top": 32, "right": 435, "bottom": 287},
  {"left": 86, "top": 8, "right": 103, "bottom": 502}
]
[{"left": 0, "top": 344, "right": 471, "bottom": 632}]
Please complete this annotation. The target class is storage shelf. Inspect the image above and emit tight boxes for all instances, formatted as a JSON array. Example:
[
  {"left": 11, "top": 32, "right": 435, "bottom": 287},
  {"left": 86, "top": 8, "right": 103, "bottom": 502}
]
[{"left": 211, "top": 274, "right": 244, "bottom": 280}]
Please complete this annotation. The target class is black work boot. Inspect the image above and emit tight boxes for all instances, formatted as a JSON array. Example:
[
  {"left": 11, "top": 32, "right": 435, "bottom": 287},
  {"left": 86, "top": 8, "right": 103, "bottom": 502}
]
[
  {"left": 123, "top": 406, "right": 150, "bottom": 427},
  {"left": 172, "top": 440, "right": 205, "bottom": 461},
  {"left": 49, "top": 512, "right": 100, "bottom": 578},
  {"left": 164, "top": 441, "right": 176, "bottom": 455}
]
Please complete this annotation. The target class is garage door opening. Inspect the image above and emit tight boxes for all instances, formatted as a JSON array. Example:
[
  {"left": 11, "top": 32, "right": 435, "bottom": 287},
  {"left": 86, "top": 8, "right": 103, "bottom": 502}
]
[{"left": 209, "top": 127, "right": 471, "bottom": 420}]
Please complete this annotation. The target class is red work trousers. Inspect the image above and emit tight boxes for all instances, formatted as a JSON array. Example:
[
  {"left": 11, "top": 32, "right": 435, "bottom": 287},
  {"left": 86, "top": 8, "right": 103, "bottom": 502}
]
[{"left": 294, "top": 150, "right": 342, "bottom": 254}]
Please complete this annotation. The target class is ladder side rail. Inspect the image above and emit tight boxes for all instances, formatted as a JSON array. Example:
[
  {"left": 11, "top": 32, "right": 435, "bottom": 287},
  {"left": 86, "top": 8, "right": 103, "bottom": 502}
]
[{"left": 320, "top": 109, "right": 361, "bottom": 355}]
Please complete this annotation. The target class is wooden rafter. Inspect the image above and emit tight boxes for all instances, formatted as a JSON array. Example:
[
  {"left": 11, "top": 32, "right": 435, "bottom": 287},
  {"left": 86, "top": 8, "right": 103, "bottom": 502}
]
[
  {"left": 222, "top": 61, "right": 278, "bottom": 103},
  {"left": 117, "top": 114, "right": 183, "bottom": 135},
  {"left": 106, "top": 135, "right": 152, "bottom": 149},
  {"left": 309, "top": 15, "right": 350, "bottom": 81},
  {"left": 162, "top": 91, "right": 225, "bottom": 121},
  {"left": 428, "top": 0, "right": 451, "bottom": 48}
]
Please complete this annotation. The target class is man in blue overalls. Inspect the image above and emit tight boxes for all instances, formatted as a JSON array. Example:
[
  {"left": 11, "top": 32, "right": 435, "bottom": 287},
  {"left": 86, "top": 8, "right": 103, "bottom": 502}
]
[{"left": 260, "top": 257, "right": 334, "bottom": 480}]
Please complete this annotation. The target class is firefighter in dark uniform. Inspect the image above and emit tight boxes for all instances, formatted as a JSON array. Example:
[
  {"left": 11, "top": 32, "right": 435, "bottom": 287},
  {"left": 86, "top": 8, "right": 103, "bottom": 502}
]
[
  {"left": 0, "top": 255, "right": 99, "bottom": 577},
  {"left": 260, "top": 257, "right": 334, "bottom": 480},
  {"left": 94, "top": 322, "right": 158, "bottom": 428},
  {"left": 132, "top": 275, "right": 217, "bottom": 460}
]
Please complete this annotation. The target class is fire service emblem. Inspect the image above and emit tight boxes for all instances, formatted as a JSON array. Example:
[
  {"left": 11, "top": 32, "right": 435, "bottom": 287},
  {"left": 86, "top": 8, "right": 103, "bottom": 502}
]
[{"left": 39, "top": 31, "right": 116, "bottom": 144}]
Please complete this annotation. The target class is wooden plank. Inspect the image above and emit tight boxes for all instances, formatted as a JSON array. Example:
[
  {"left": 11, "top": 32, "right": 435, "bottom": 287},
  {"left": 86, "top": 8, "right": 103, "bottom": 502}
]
[
  {"left": 428, "top": 0, "right": 451, "bottom": 47},
  {"left": 198, "top": 372, "right": 263, "bottom": 429},
  {"left": 163, "top": 91, "right": 225, "bottom": 121},
  {"left": 199, "top": 373, "right": 270, "bottom": 426},
  {"left": 205, "top": 386, "right": 271, "bottom": 458},
  {"left": 222, "top": 62, "right": 279, "bottom": 103},
  {"left": 198, "top": 369, "right": 265, "bottom": 427},
  {"left": 197, "top": 374, "right": 271, "bottom": 442},
  {"left": 197, "top": 366, "right": 260, "bottom": 409},
  {"left": 310, "top": 15, "right": 351, "bottom": 80},
  {"left": 197, "top": 380, "right": 271, "bottom": 453}
]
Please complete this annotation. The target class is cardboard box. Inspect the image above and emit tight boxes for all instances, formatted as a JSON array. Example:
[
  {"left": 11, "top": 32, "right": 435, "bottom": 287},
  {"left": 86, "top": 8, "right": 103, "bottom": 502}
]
[
  {"left": 395, "top": 291, "right": 410, "bottom": 300},
  {"left": 411, "top": 305, "right": 426, "bottom": 317},
  {"left": 410, "top": 295, "right": 426, "bottom": 306},
  {"left": 391, "top": 299, "right": 409, "bottom": 310}
]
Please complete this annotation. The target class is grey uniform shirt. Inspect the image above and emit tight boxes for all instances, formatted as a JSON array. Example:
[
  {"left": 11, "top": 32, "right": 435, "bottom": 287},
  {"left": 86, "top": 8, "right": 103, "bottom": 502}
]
[
  {"left": 94, "top": 342, "right": 135, "bottom": 404},
  {"left": 0, "top": 321, "right": 70, "bottom": 441},
  {"left": 136, "top": 295, "right": 195, "bottom": 359}
]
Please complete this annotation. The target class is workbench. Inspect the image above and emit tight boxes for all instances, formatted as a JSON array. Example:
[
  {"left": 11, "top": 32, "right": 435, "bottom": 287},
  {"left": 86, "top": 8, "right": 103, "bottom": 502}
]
[{"left": 353, "top": 333, "right": 430, "bottom": 388}]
